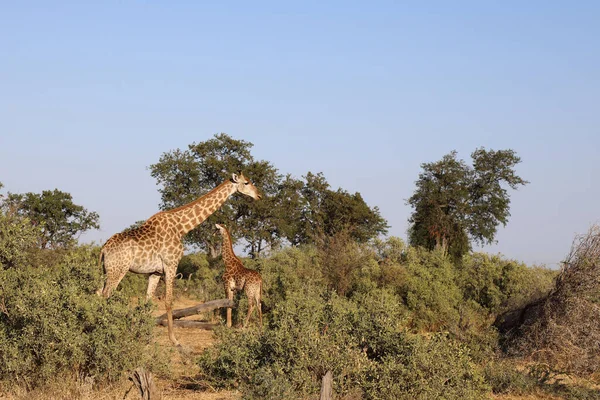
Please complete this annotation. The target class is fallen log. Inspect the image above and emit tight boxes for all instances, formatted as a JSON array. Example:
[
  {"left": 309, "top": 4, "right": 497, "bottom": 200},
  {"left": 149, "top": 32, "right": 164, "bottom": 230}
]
[
  {"left": 155, "top": 298, "right": 235, "bottom": 324},
  {"left": 157, "top": 320, "right": 219, "bottom": 330}
]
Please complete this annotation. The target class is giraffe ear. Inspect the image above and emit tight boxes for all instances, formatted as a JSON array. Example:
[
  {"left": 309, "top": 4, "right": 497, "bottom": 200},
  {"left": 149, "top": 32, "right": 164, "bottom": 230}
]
[{"left": 231, "top": 173, "right": 239, "bottom": 183}]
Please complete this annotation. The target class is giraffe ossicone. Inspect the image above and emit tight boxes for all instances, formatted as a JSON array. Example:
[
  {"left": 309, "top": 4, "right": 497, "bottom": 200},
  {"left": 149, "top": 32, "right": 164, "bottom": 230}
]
[{"left": 99, "top": 172, "right": 261, "bottom": 346}]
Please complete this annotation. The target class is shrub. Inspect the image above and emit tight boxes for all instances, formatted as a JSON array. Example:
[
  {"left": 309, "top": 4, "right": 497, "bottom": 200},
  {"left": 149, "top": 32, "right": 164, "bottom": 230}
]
[
  {"left": 350, "top": 288, "right": 408, "bottom": 361},
  {"left": 483, "top": 360, "right": 537, "bottom": 394},
  {"left": 317, "top": 230, "right": 374, "bottom": 296},
  {"left": 362, "top": 334, "right": 489, "bottom": 400},
  {"left": 258, "top": 245, "right": 323, "bottom": 307},
  {"left": 458, "top": 252, "right": 555, "bottom": 315},
  {"left": 399, "top": 247, "right": 462, "bottom": 330},
  {"left": 372, "top": 236, "right": 406, "bottom": 264},
  {"left": 198, "top": 282, "right": 489, "bottom": 399},
  {"left": 0, "top": 245, "right": 161, "bottom": 387},
  {"left": 177, "top": 252, "right": 221, "bottom": 301},
  {"left": 0, "top": 211, "right": 40, "bottom": 269},
  {"left": 198, "top": 288, "right": 368, "bottom": 398}
]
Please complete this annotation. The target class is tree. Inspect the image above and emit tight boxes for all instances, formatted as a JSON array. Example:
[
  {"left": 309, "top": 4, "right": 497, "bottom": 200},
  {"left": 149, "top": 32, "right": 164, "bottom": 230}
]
[
  {"left": 149, "top": 133, "right": 281, "bottom": 257},
  {"left": 408, "top": 148, "right": 527, "bottom": 259},
  {"left": 4, "top": 189, "right": 99, "bottom": 249},
  {"left": 123, "top": 220, "right": 146, "bottom": 232},
  {"left": 293, "top": 172, "right": 388, "bottom": 245},
  {"left": 149, "top": 134, "right": 388, "bottom": 257}
]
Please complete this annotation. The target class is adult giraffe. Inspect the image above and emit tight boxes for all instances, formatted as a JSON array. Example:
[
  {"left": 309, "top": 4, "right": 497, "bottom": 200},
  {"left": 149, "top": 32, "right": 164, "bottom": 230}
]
[{"left": 99, "top": 172, "right": 261, "bottom": 345}]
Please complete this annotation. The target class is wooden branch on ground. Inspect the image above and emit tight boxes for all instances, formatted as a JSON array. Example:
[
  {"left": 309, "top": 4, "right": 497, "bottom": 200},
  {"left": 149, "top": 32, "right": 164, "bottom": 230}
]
[
  {"left": 156, "top": 320, "right": 219, "bottom": 330},
  {"left": 320, "top": 370, "right": 333, "bottom": 400},
  {"left": 154, "top": 298, "right": 235, "bottom": 324}
]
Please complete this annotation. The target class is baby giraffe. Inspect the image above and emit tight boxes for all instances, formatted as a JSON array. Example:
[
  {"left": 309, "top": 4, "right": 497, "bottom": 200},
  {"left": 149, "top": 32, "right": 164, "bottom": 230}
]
[{"left": 215, "top": 223, "right": 263, "bottom": 328}]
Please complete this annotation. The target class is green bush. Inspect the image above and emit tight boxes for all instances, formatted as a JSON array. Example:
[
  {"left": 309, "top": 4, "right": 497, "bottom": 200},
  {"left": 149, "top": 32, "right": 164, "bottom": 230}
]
[
  {"left": 0, "top": 211, "right": 40, "bottom": 269},
  {"left": 258, "top": 245, "right": 323, "bottom": 306},
  {"left": 0, "top": 245, "right": 162, "bottom": 386},
  {"left": 350, "top": 288, "right": 408, "bottom": 361},
  {"left": 362, "top": 334, "right": 489, "bottom": 400},
  {"left": 399, "top": 247, "right": 462, "bottom": 330},
  {"left": 458, "top": 252, "right": 556, "bottom": 315},
  {"left": 317, "top": 230, "right": 375, "bottom": 296},
  {"left": 198, "top": 288, "right": 368, "bottom": 398},
  {"left": 118, "top": 271, "right": 149, "bottom": 298},
  {"left": 198, "top": 280, "right": 488, "bottom": 399},
  {"left": 483, "top": 360, "right": 537, "bottom": 394}
]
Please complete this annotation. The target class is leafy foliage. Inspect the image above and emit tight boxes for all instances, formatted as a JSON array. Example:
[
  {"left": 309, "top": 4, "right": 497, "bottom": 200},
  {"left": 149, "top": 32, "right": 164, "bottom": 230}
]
[
  {"left": 0, "top": 210, "right": 40, "bottom": 269},
  {"left": 0, "top": 246, "right": 162, "bottom": 386},
  {"left": 4, "top": 189, "right": 99, "bottom": 249},
  {"left": 400, "top": 247, "right": 463, "bottom": 330},
  {"left": 293, "top": 172, "right": 388, "bottom": 245},
  {"left": 149, "top": 133, "right": 280, "bottom": 257},
  {"left": 408, "top": 148, "right": 527, "bottom": 259},
  {"left": 198, "top": 283, "right": 488, "bottom": 400},
  {"left": 459, "top": 252, "right": 556, "bottom": 315},
  {"left": 149, "top": 134, "right": 388, "bottom": 257}
]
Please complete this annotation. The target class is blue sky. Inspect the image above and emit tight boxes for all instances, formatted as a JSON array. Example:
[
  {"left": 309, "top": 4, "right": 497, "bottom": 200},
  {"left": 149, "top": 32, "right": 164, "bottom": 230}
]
[{"left": 1, "top": 1, "right": 598, "bottom": 266}]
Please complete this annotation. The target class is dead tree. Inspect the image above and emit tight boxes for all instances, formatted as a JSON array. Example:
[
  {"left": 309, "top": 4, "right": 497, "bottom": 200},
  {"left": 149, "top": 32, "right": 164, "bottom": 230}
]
[
  {"left": 156, "top": 320, "right": 219, "bottom": 330},
  {"left": 320, "top": 370, "right": 333, "bottom": 400},
  {"left": 129, "top": 367, "right": 161, "bottom": 400}
]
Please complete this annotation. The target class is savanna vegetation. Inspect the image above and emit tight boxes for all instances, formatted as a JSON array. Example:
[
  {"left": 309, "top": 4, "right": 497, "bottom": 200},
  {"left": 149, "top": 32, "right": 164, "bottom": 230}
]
[{"left": 0, "top": 135, "right": 598, "bottom": 399}]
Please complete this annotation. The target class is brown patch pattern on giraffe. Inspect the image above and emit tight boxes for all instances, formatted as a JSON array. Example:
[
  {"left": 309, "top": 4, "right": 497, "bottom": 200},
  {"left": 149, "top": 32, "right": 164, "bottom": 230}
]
[
  {"left": 98, "top": 173, "right": 261, "bottom": 345},
  {"left": 215, "top": 223, "right": 263, "bottom": 329}
]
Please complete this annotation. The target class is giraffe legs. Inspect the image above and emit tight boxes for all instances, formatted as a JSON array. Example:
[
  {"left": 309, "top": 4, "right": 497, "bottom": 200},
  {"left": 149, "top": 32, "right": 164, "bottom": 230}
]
[
  {"left": 243, "top": 301, "right": 255, "bottom": 328},
  {"left": 146, "top": 274, "right": 161, "bottom": 300},
  {"left": 101, "top": 266, "right": 128, "bottom": 298},
  {"left": 164, "top": 266, "right": 180, "bottom": 346},
  {"left": 243, "top": 292, "right": 262, "bottom": 329},
  {"left": 226, "top": 286, "right": 234, "bottom": 328}
]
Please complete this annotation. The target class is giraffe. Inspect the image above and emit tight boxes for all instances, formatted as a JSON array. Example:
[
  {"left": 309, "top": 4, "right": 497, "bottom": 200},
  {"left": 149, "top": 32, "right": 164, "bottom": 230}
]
[
  {"left": 99, "top": 173, "right": 261, "bottom": 345},
  {"left": 215, "top": 223, "right": 263, "bottom": 329}
]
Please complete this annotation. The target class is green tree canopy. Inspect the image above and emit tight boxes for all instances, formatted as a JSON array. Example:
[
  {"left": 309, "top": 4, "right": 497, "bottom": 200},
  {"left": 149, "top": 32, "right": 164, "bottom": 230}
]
[
  {"left": 4, "top": 189, "right": 99, "bottom": 249},
  {"left": 294, "top": 172, "right": 388, "bottom": 244},
  {"left": 408, "top": 148, "right": 527, "bottom": 259},
  {"left": 149, "top": 134, "right": 388, "bottom": 257},
  {"left": 149, "top": 133, "right": 281, "bottom": 257}
]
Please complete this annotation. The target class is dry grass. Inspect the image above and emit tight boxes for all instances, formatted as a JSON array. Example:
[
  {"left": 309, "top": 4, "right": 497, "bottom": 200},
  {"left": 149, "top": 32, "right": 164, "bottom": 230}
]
[
  {"left": 491, "top": 394, "right": 563, "bottom": 400},
  {"left": 509, "top": 225, "right": 600, "bottom": 376}
]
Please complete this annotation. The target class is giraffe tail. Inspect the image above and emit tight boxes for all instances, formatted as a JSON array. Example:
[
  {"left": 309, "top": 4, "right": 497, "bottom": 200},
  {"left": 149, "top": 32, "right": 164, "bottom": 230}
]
[{"left": 96, "top": 249, "right": 106, "bottom": 296}]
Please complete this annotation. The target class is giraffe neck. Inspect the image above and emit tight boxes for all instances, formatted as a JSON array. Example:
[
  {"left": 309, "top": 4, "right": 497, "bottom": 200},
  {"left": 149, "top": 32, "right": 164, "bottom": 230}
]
[
  {"left": 220, "top": 228, "right": 240, "bottom": 270},
  {"left": 168, "top": 180, "right": 238, "bottom": 237}
]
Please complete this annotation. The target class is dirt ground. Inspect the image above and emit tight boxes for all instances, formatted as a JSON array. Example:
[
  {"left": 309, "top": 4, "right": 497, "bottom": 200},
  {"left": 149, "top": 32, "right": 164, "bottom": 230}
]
[{"left": 149, "top": 297, "right": 240, "bottom": 400}]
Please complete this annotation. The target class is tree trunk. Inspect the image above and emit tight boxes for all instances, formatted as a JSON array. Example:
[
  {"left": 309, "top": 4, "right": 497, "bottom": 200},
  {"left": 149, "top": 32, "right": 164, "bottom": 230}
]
[
  {"left": 157, "top": 320, "right": 219, "bottom": 330},
  {"left": 207, "top": 242, "right": 221, "bottom": 258},
  {"left": 155, "top": 298, "right": 235, "bottom": 324},
  {"left": 129, "top": 367, "right": 161, "bottom": 400}
]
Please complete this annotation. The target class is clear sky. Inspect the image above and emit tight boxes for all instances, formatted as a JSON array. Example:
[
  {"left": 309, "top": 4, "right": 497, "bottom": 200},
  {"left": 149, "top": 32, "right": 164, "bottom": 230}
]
[{"left": 1, "top": 1, "right": 599, "bottom": 267}]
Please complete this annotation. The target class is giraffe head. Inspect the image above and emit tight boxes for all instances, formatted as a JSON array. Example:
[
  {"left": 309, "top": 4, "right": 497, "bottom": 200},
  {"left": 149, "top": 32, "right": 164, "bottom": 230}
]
[
  {"left": 215, "top": 223, "right": 227, "bottom": 235},
  {"left": 231, "top": 172, "right": 262, "bottom": 200}
]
